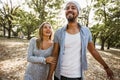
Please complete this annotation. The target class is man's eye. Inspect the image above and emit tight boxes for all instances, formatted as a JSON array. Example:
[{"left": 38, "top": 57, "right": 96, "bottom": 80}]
[
  {"left": 65, "top": 7, "right": 69, "bottom": 10},
  {"left": 72, "top": 7, "right": 76, "bottom": 10}
]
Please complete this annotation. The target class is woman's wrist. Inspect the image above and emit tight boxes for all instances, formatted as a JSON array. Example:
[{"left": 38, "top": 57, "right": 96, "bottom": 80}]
[{"left": 43, "top": 58, "right": 46, "bottom": 64}]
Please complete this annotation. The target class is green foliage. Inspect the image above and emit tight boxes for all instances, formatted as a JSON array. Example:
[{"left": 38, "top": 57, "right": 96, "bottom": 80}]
[
  {"left": 17, "top": 10, "right": 39, "bottom": 39},
  {"left": 0, "top": 0, "right": 21, "bottom": 38},
  {"left": 92, "top": 0, "right": 120, "bottom": 49},
  {"left": 26, "top": 0, "right": 64, "bottom": 26},
  {"left": 0, "top": 0, "right": 64, "bottom": 39},
  {"left": 79, "top": 0, "right": 93, "bottom": 27}
]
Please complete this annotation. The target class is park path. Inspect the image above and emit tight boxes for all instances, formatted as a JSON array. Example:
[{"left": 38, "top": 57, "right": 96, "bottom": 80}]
[{"left": 0, "top": 38, "right": 120, "bottom": 80}]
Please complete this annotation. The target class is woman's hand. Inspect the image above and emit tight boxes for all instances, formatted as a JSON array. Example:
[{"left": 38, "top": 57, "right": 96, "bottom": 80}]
[{"left": 46, "top": 56, "right": 56, "bottom": 64}]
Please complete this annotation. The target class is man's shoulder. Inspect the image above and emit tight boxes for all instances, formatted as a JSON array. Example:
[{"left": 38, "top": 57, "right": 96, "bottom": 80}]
[
  {"left": 81, "top": 25, "right": 89, "bottom": 29},
  {"left": 81, "top": 26, "right": 90, "bottom": 31},
  {"left": 55, "top": 26, "right": 65, "bottom": 33}
]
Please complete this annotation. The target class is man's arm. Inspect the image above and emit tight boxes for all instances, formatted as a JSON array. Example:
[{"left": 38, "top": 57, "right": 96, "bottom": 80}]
[
  {"left": 87, "top": 42, "right": 114, "bottom": 80},
  {"left": 47, "top": 43, "right": 60, "bottom": 80}
]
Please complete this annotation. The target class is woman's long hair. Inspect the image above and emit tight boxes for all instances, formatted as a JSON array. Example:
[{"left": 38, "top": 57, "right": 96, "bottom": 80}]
[{"left": 36, "top": 22, "right": 53, "bottom": 49}]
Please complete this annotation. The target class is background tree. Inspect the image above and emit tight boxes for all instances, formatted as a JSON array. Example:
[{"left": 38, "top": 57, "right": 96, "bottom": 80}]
[
  {"left": 106, "top": 3, "right": 120, "bottom": 49},
  {"left": 0, "top": 13, "right": 6, "bottom": 37},
  {"left": 90, "top": 24, "right": 100, "bottom": 47},
  {"left": 0, "top": 0, "right": 20, "bottom": 38},
  {"left": 25, "top": 0, "right": 64, "bottom": 28},
  {"left": 92, "top": 0, "right": 120, "bottom": 50},
  {"left": 79, "top": 0, "right": 94, "bottom": 27},
  {"left": 17, "top": 10, "right": 39, "bottom": 40}
]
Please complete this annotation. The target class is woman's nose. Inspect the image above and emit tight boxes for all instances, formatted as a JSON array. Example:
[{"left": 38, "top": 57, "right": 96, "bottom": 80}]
[{"left": 46, "top": 27, "right": 51, "bottom": 30}]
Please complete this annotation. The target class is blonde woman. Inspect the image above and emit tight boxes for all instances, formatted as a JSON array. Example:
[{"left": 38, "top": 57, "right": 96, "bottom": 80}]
[{"left": 24, "top": 22, "right": 56, "bottom": 80}]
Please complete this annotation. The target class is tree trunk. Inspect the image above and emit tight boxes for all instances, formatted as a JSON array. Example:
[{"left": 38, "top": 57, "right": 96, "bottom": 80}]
[
  {"left": 12, "top": 30, "right": 18, "bottom": 37},
  {"left": 107, "top": 41, "right": 110, "bottom": 49},
  {"left": 8, "top": 21, "right": 12, "bottom": 38},
  {"left": 27, "top": 27, "right": 31, "bottom": 40},
  {"left": 101, "top": 38, "right": 105, "bottom": 50},
  {"left": 93, "top": 35, "right": 96, "bottom": 47},
  {"left": 27, "top": 33, "right": 31, "bottom": 40},
  {"left": 86, "top": 19, "right": 89, "bottom": 27},
  {"left": 3, "top": 25, "right": 6, "bottom": 37},
  {"left": 100, "top": 3, "right": 107, "bottom": 50}
]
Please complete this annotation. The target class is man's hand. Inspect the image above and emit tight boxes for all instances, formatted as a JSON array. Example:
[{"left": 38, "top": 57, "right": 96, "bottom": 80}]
[{"left": 104, "top": 67, "right": 114, "bottom": 80}]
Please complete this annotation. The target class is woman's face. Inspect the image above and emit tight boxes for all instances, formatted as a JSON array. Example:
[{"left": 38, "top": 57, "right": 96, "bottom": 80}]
[{"left": 42, "top": 23, "right": 52, "bottom": 37}]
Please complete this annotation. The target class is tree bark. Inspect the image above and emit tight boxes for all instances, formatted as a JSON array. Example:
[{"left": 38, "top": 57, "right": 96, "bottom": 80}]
[
  {"left": 27, "top": 27, "right": 31, "bottom": 40},
  {"left": 101, "top": 38, "right": 105, "bottom": 50},
  {"left": 93, "top": 35, "right": 96, "bottom": 47},
  {"left": 3, "top": 24, "right": 6, "bottom": 37},
  {"left": 107, "top": 41, "right": 110, "bottom": 49},
  {"left": 8, "top": 21, "right": 12, "bottom": 38}
]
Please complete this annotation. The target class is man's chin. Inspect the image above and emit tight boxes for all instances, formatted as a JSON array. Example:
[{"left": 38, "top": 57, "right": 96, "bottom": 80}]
[{"left": 67, "top": 18, "right": 75, "bottom": 22}]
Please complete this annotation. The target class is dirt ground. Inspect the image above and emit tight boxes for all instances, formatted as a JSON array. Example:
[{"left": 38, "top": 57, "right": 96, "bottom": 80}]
[{"left": 0, "top": 37, "right": 120, "bottom": 80}]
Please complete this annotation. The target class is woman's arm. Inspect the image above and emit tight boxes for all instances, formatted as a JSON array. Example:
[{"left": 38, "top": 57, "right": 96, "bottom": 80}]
[{"left": 27, "top": 38, "right": 46, "bottom": 64}]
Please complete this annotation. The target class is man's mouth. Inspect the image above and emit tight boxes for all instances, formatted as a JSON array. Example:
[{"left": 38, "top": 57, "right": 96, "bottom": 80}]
[{"left": 68, "top": 13, "right": 73, "bottom": 17}]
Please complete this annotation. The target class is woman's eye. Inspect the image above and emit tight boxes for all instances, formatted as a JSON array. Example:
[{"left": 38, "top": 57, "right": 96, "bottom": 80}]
[{"left": 44, "top": 26, "right": 47, "bottom": 28}]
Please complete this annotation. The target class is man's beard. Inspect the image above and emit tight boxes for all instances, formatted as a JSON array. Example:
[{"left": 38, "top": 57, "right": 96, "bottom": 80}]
[
  {"left": 67, "top": 13, "right": 76, "bottom": 22},
  {"left": 67, "top": 17, "right": 75, "bottom": 22}
]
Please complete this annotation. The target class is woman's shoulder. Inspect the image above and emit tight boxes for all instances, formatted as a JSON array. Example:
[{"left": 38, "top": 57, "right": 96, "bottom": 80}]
[{"left": 29, "top": 37, "right": 37, "bottom": 43}]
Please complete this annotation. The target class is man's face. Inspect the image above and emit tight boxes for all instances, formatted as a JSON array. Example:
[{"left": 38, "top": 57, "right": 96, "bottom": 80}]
[{"left": 65, "top": 3, "right": 78, "bottom": 22}]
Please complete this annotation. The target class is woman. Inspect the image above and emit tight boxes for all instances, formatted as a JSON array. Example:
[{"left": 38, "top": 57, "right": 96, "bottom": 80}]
[{"left": 24, "top": 22, "right": 55, "bottom": 80}]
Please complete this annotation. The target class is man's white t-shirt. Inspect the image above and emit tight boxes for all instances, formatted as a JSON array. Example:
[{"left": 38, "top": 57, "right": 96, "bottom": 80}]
[{"left": 61, "top": 32, "right": 81, "bottom": 78}]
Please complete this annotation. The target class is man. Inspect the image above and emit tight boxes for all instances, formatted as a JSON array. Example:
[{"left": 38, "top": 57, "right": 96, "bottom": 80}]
[{"left": 47, "top": 1, "right": 114, "bottom": 80}]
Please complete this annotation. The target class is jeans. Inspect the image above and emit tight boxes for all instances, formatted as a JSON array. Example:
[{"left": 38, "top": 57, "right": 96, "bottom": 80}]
[
  {"left": 54, "top": 76, "right": 81, "bottom": 80},
  {"left": 54, "top": 76, "right": 59, "bottom": 80}
]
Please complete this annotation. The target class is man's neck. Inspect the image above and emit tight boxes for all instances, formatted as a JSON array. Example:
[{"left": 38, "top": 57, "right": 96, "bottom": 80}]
[
  {"left": 66, "top": 22, "right": 80, "bottom": 34},
  {"left": 67, "top": 22, "right": 79, "bottom": 30}
]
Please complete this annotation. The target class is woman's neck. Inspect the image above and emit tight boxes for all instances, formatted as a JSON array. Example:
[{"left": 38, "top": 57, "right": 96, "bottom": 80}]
[{"left": 42, "top": 36, "right": 50, "bottom": 41}]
